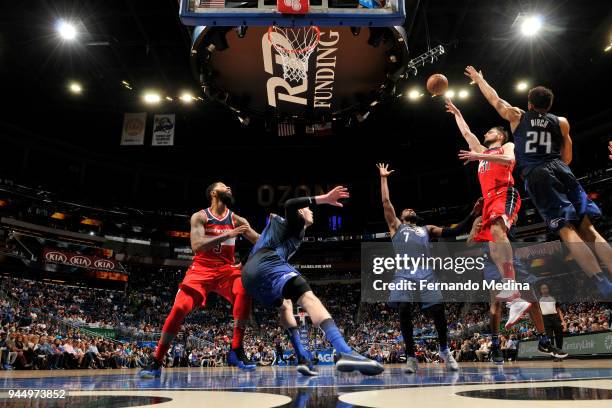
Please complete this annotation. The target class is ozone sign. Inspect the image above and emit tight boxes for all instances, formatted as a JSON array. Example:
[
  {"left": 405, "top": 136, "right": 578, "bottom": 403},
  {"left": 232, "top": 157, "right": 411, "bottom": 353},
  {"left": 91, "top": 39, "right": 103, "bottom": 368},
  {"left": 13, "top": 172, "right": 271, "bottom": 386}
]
[
  {"left": 42, "top": 249, "right": 120, "bottom": 272},
  {"left": 191, "top": 26, "right": 408, "bottom": 120}
]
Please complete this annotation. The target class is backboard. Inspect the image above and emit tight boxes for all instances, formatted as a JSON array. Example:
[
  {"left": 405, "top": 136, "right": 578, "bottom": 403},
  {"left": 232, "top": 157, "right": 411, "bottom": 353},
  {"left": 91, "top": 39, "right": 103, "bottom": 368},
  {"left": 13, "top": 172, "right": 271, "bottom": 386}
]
[
  {"left": 179, "top": 0, "right": 406, "bottom": 27},
  {"left": 190, "top": 25, "right": 410, "bottom": 123}
]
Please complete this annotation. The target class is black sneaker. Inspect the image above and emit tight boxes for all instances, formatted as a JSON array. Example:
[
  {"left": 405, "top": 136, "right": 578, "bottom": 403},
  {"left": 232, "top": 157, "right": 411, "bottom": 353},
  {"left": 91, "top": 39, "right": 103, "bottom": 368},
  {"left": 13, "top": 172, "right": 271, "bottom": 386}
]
[
  {"left": 490, "top": 342, "right": 504, "bottom": 365},
  {"left": 297, "top": 357, "right": 318, "bottom": 376},
  {"left": 228, "top": 347, "right": 256, "bottom": 370},
  {"left": 336, "top": 351, "right": 384, "bottom": 376},
  {"left": 139, "top": 359, "right": 162, "bottom": 379},
  {"left": 538, "top": 339, "right": 568, "bottom": 359},
  {"left": 235, "top": 346, "right": 256, "bottom": 366}
]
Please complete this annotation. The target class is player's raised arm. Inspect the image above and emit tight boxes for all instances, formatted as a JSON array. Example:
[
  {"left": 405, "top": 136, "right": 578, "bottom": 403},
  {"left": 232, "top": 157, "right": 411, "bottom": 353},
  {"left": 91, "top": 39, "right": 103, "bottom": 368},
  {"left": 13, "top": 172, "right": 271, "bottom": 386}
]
[
  {"left": 559, "top": 117, "right": 573, "bottom": 165},
  {"left": 376, "top": 163, "right": 401, "bottom": 235},
  {"left": 465, "top": 66, "right": 523, "bottom": 130},
  {"left": 232, "top": 213, "right": 260, "bottom": 244},
  {"left": 283, "top": 186, "right": 350, "bottom": 229},
  {"left": 445, "top": 99, "right": 485, "bottom": 153},
  {"left": 190, "top": 211, "right": 248, "bottom": 254},
  {"left": 428, "top": 198, "right": 483, "bottom": 238},
  {"left": 457, "top": 142, "right": 516, "bottom": 166}
]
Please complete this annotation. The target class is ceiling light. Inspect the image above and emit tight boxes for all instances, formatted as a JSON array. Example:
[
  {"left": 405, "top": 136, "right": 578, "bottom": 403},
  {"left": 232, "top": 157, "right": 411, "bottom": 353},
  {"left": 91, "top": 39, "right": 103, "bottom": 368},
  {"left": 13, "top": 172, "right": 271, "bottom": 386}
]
[
  {"left": 57, "top": 20, "right": 77, "bottom": 40},
  {"left": 179, "top": 92, "right": 195, "bottom": 103},
  {"left": 521, "top": 15, "right": 543, "bottom": 37},
  {"left": 68, "top": 82, "right": 82, "bottom": 94},
  {"left": 143, "top": 91, "right": 161, "bottom": 104},
  {"left": 407, "top": 89, "right": 423, "bottom": 101},
  {"left": 516, "top": 81, "right": 529, "bottom": 91}
]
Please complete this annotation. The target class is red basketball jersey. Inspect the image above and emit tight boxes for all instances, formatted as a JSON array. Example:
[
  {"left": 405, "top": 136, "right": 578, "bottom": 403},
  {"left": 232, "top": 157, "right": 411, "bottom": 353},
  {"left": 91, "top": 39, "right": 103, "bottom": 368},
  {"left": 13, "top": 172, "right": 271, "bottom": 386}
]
[
  {"left": 192, "top": 207, "right": 236, "bottom": 266},
  {"left": 477, "top": 147, "right": 515, "bottom": 195}
]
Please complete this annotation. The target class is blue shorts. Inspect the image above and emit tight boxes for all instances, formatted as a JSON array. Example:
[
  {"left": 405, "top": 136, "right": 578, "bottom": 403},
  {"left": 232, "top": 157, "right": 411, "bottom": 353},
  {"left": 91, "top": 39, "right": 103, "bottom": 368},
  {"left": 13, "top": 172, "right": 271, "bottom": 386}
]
[
  {"left": 241, "top": 250, "right": 299, "bottom": 307},
  {"left": 387, "top": 270, "right": 443, "bottom": 309},
  {"left": 524, "top": 159, "right": 601, "bottom": 231}
]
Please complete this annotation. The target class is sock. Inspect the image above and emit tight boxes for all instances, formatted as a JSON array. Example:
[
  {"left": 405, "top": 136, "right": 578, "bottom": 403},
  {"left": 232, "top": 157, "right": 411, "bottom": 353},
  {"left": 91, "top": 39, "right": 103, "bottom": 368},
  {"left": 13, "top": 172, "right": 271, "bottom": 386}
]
[
  {"left": 491, "top": 334, "right": 499, "bottom": 348},
  {"left": 536, "top": 332, "right": 550, "bottom": 345},
  {"left": 286, "top": 327, "right": 308, "bottom": 362},
  {"left": 232, "top": 326, "right": 245, "bottom": 350},
  {"left": 425, "top": 304, "right": 448, "bottom": 353},
  {"left": 319, "top": 318, "right": 352, "bottom": 354},
  {"left": 398, "top": 303, "right": 415, "bottom": 358},
  {"left": 154, "top": 289, "right": 197, "bottom": 362},
  {"left": 502, "top": 261, "right": 516, "bottom": 280},
  {"left": 590, "top": 273, "right": 612, "bottom": 295},
  {"left": 154, "top": 339, "right": 171, "bottom": 363}
]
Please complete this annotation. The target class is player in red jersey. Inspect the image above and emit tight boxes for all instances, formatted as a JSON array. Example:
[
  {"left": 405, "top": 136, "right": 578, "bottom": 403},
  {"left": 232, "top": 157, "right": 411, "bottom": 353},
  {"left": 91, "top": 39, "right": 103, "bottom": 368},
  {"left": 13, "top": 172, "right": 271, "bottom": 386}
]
[
  {"left": 446, "top": 99, "right": 521, "bottom": 296},
  {"left": 447, "top": 99, "right": 566, "bottom": 362},
  {"left": 140, "top": 182, "right": 260, "bottom": 378}
]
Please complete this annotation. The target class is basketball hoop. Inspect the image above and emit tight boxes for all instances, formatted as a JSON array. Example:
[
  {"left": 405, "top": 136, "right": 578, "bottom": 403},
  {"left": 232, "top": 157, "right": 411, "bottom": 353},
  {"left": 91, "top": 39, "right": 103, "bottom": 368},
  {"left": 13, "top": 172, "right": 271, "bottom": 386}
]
[{"left": 267, "top": 26, "right": 320, "bottom": 83}]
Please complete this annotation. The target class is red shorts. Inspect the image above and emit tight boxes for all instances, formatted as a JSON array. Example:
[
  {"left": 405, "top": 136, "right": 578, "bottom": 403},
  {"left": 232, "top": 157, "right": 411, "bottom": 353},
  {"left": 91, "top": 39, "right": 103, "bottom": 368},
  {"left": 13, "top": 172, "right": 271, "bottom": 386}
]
[
  {"left": 179, "top": 262, "right": 247, "bottom": 307},
  {"left": 474, "top": 187, "right": 521, "bottom": 242}
]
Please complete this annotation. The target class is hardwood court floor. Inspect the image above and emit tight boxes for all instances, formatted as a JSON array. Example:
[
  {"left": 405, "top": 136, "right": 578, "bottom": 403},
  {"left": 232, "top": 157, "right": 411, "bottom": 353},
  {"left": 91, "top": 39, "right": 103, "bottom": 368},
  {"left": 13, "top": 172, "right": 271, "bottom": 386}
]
[{"left": 0, "top": 360, "right": 610, "bottom": 407}]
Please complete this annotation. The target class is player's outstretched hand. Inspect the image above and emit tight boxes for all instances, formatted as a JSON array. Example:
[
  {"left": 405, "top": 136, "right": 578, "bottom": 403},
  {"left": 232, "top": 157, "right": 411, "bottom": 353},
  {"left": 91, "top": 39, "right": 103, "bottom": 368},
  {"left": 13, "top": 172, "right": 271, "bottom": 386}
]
[
  {"left": 608, "top": 141, "right": 612, "bottom": 160},
  {"left": 472, "top": 197, "right": 484, "bottom": 215},
  {"left": 458, "top": 149, "right": 480, "bottom": 164},
  {"left": 464, "top": 66, "right": 483, "bottom": 83},
  {"left": 321, "top": 186, "right": 350, "bottom": 207},
  {"left": 376, "top": 163, "right": 395, "bottom": 178},
  {"left": 445, "top": 99, "right": 460, "bottom": 116},
  {"left": 227, "top": 224, "right": 249, "bottom": 238}
]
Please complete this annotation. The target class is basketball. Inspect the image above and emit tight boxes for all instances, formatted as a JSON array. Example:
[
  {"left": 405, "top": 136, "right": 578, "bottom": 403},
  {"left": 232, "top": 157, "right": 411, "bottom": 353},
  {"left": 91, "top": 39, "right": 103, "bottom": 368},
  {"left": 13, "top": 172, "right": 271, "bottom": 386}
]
[{"left": 427, "top": 73, "right": 448, "bottom": 96}]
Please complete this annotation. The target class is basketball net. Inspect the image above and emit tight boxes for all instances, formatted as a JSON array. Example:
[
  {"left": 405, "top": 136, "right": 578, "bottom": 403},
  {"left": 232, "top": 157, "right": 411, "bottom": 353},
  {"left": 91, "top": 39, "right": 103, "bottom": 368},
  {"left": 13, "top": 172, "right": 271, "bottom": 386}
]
[{"left": 268, "top": 26, "right": 320, "bottom": 83}]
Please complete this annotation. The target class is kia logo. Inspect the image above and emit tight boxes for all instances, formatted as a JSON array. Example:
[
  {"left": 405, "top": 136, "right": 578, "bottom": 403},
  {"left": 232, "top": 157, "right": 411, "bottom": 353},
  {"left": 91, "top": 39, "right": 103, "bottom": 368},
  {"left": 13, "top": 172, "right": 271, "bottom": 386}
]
[
  {"left": 70, "top": 255, "right": 91, "bottom": 267},
  {"left": 94, "top": 259, "right": 114, "bottom": 270},
  {"left": 45, "top": 251, "right": 67, "bottom": 263}
]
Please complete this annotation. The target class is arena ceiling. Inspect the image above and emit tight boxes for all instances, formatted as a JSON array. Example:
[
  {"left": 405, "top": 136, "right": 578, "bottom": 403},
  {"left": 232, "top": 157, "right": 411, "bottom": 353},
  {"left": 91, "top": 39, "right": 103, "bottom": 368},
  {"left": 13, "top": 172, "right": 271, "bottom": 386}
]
[{"left": 0, "top": 0, "right": 611, "bottom": 213}]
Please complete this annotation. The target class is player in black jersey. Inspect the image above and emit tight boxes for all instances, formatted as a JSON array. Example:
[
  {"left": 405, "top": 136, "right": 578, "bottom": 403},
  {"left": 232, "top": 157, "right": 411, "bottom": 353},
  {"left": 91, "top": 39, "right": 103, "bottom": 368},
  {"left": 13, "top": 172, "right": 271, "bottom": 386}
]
[{"left": 465, "top": 66, "right": 612, "bottom": 298}]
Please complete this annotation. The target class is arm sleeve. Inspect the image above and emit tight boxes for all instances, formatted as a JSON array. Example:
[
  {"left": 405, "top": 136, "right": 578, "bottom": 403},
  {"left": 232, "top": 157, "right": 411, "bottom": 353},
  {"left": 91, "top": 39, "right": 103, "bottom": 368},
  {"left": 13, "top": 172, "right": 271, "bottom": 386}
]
[
  {"left": 284, "top": 196, "right": 315, "bottom": 230},
  {"left": 440, "top": 212, "right": 476, "bottom": 238}
]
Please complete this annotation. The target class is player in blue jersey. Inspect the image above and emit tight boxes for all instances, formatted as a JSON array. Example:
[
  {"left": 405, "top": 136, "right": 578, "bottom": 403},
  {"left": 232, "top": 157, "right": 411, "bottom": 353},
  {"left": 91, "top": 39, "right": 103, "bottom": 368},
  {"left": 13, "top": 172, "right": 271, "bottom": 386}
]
[
  {"left": 465, "top": 66, "right": 612, "bottom": 298},
  {"left": 377, "top": 163, "right": 482, "bottom": 373},
  {"left": 241, "top": 186, "right": 384, "bottom": 377}
]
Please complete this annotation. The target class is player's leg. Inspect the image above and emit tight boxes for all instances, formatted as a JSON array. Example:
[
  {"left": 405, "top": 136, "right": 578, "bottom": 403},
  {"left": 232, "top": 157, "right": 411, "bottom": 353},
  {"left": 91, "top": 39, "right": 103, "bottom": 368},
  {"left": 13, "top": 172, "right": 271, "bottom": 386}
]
[
  {"left": 489, "top": 297, "right": 504, "bottom": 365},
  {"left": 291, "top": 281, "right": 384, "bottom": 375},
  {"left": 577, "top": 216, "right": 612, "bottom": 274},
  {"left": 398, "top": 302, "right": 417, "bottom": 373},
  {"left": 558, "top": 224, "right": 612, "bottom": 296},
  {"left": 529, "top": 302, "right": 567, "bottom": 359},
  {"left": 219, "top": 270, "right": 256, "bottom": 370},
  {"left": 526, "top": 162, "right": 612, "bottom": 296},
  {"left": 489, "top": 220, "right": 521, "bottom": 302},
  {"left": 422, "top": 303, "right": 458, "bottom": 371},
  {"left": 140, "top": 288, "right": 201, "bottom": 378},
  {"left": 527, "top": 301, "right": 567, "bottom": 358},
  {"left": 278, "top": 297, "right": 317, "bottom": 376}
]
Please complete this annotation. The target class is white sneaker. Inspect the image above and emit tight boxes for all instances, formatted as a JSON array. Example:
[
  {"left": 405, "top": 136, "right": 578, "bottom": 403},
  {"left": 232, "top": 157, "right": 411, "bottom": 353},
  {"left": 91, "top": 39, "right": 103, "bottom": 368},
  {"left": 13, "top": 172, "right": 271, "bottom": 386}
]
[
  {"left": 504, "top": 298, "right": 532, "bottom": 329},
  {"left": 495, "top": 281, "right": 521, "bottom": 302},
  {"left": 439, "top": 348, "right": 459, "bottom": 371},
  {"left": 404, "top": 356, "right": 418, "bottom": 374}
]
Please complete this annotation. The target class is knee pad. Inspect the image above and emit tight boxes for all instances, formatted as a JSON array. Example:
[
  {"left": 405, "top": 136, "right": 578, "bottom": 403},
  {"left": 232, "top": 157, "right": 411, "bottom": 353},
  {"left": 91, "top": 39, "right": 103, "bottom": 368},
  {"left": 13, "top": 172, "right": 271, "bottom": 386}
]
[{"left": 281, "top": 276, "right": 312, "bottom": 304}]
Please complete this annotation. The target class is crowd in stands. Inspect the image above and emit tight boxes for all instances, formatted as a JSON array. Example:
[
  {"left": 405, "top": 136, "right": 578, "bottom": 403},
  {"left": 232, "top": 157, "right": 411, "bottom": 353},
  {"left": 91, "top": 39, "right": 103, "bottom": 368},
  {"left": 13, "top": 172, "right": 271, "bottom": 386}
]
[{"left": 0, "top": 270, "right": 610, "bottom": 370}]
